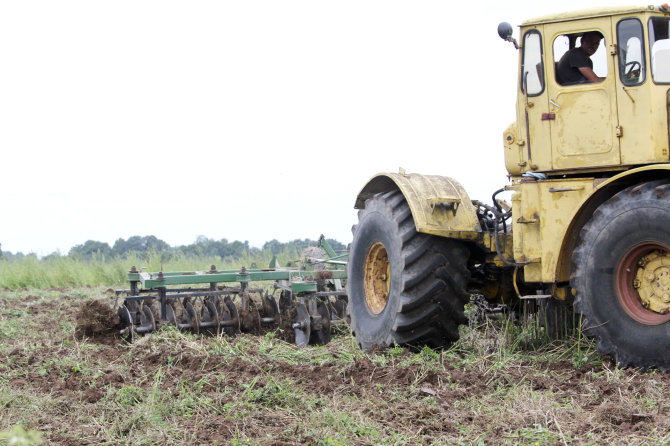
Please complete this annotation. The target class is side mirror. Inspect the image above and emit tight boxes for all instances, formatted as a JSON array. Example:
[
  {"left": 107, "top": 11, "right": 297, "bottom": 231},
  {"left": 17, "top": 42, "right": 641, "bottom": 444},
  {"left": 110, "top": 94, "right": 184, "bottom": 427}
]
[
  {"left": 498, "top": 22, "right": 513, "bottom": 40},
  {"left": 498, "top": 22, "right": 519, "bottom": 49}
]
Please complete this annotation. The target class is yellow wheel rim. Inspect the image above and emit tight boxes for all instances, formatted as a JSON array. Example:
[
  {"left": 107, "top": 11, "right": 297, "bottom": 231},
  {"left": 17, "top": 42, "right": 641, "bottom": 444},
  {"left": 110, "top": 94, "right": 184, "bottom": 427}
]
[{"left": 363, "top": 242, "right": 391, "bottom": 315}]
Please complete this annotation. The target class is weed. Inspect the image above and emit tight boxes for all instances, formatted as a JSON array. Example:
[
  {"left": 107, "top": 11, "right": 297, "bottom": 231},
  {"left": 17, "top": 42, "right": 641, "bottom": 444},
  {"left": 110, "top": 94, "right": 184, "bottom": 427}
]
[
  {"left": 115, "top": 386, "right": 145, "bottom": 406},
  {"left": 0, "top": 425, "right": 42, "bottom": 445},
  {"left": 514, "top": 423, "right": 560, "bottom": 444}
]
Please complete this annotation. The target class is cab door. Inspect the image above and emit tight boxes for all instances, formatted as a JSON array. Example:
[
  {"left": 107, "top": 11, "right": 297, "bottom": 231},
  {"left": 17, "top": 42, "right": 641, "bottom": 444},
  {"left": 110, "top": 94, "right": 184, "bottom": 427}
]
[
  {"left": 615, "top": 16, "right": 659, "bottom": 164},
  {"left": 545, "top": 18, "right": 620, "bottom": 170},
  {"left": 516, "top": 27, "right": 552, "bottom": 172}
]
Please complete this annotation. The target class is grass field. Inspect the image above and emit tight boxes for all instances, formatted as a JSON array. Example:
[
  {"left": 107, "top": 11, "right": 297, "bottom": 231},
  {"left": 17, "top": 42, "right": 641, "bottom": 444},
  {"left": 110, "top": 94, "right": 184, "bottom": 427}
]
[
  {"left": 1, "top": 286, "right": 669, "bottom": 445},
  {"left": 0, "top": 251, "right": 291, "bottom": 290}
]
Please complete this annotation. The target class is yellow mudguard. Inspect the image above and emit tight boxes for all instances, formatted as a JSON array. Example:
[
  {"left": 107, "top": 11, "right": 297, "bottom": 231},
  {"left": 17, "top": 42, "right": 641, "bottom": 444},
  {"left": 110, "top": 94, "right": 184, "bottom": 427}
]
[{"left": 354, "top": 171, "right": 481, "bottom": 237}]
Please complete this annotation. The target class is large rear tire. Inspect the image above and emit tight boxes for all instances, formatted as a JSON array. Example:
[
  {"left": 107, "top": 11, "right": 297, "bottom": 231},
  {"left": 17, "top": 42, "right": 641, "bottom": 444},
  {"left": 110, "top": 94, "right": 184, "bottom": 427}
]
[
  {"left": 572, "top": 181, "right": 670, "bottom": 370},
  {"left": 346, "top": 190, "right": 470, "bottom": 350}
]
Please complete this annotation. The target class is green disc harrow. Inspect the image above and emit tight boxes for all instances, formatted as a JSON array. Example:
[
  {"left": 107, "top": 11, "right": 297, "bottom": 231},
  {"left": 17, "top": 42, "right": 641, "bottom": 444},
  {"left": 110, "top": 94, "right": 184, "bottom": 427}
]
[{"left": 115, "top": 236, "right": 348, "bottom": 347}]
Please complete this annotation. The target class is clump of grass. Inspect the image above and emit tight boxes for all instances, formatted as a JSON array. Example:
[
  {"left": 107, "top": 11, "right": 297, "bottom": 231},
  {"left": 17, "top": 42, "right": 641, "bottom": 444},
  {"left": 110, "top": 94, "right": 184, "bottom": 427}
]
[
  {"left": 450, "top": 302, "right": 604, "bottom": 372},
  {"left": 0, "top": 425, "right": 43, "bottom": 445}
]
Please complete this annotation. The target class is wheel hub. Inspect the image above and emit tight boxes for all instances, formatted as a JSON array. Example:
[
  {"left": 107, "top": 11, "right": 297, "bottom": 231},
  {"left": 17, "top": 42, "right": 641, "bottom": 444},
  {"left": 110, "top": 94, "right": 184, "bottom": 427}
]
[
  {"left": 634, "top": 250, "right": 670, "bottom": 314},
  {"left": 363, "top": 242, "right": 390, "bottom": 314},
  {"left": 616, "top": 243, "right": 670, "bottom": 325}
]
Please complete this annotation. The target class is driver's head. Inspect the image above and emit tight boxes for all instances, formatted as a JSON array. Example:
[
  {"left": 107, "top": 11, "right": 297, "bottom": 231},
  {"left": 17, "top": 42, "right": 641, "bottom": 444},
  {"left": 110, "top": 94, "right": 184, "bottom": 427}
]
[{"left": 581, "top": 31, "right": 604, "bottom": 56}]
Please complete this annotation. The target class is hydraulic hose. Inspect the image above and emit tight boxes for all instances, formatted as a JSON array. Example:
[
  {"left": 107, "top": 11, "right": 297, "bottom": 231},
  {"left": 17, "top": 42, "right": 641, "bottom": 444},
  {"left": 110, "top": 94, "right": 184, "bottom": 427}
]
[
  {"left": 492, "top": 188, "right": 505, "bottom": 213},
  {"left": 491, "top": 188, "right": 507, "bottom": 233},
  {"left": 473, "top": 199, "right": 524, "bottom": 268}
]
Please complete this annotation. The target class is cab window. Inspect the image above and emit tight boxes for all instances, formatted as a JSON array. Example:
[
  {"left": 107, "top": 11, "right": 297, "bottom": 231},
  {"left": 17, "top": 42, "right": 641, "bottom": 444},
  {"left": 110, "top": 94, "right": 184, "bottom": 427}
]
[
  {"left": 553, "top": 32, "right": 608, "bottom": 85},
  {"left": 617, "top": 18, "right": 645, "bottom": 85},
  {"left": 649, "top": 17, "right": 670, "bottom": 83},
  {"left": 521, "top": 30, "right": 544, "bottom": 96}
]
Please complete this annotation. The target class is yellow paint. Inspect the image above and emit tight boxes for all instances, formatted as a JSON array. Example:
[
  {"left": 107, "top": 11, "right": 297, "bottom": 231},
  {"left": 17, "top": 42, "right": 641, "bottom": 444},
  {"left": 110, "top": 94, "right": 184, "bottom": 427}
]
[
  {"left": 363, "top": 242, "right": 390, "bottom": 315},
  {"left": 505, "top": 8, "right": 670, "bottom": 177},
  {"left": 512, "top": 178, "right": 595, "bottom": 283},
  {"left": 523, "top": 6, "right": 660, "bottom": 26},
  {"left": 634, "top": 250, "right": 670, "bottom": 314},
  {"left": 355, "top": 172, "right": 481, "bottom": 236},
  {"left": 503, "top": 123, "right": 523, "bottom": 175},
  {"left": 597, "top": 165, "right": 670, "bottom": 188}
]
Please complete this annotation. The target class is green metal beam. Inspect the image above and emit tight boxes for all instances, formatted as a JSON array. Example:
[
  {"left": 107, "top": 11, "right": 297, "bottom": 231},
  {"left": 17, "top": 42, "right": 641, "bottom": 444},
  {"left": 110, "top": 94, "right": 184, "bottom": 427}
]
[
  {"left": 133, "top": 268, "right": 347, "bottom": 289},
  {"left": 291, "top": 281, "right": 317, "bottom": 293}
]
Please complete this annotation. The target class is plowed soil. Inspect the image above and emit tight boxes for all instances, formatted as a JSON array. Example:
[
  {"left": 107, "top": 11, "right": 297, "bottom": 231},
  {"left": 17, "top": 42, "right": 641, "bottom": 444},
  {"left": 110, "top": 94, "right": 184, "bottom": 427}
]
[{"left": 1, "top": 288, "right": 669, "bottom": 445}]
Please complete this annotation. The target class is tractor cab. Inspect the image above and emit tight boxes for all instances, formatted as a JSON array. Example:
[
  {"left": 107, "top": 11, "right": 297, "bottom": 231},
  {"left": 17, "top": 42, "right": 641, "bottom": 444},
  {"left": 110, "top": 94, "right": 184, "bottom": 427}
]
[{"left": 500, "top": 5, "right": 670, "bottom": 176}]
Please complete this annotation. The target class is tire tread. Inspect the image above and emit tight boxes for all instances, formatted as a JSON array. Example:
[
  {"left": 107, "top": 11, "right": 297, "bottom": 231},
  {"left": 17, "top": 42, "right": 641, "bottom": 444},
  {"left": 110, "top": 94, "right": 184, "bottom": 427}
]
[{"left": 347, "top": 190, "right": 470, "bottom": 350}]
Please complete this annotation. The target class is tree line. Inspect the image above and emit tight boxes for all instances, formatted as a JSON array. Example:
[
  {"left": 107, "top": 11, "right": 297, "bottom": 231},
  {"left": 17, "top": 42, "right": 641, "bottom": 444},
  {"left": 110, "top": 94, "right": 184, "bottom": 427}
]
[{"left": 0, "top": 236, "right": 347, "bottom": 261}]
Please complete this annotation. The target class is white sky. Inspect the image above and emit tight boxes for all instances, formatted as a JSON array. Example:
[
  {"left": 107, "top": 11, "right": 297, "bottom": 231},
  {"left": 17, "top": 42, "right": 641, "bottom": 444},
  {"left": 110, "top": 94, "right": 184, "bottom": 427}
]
[{"left": 0, "top": 0, "right": 636, "bottom": 255}]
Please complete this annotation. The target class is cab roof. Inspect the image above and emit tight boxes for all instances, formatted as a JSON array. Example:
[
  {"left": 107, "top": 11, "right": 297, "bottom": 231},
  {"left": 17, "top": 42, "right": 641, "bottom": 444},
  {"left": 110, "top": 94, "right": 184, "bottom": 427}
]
[{"left": 521, "top": 5, "right": 668, "bottom": 26}]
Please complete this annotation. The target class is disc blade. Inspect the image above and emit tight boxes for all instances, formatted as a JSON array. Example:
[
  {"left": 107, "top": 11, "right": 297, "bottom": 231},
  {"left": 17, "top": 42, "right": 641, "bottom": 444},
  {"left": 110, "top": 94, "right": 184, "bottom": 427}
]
[
  {"left": 166, "top": 303, "right": 177, "bottom": 325},
  {"left": 294, "top": 302, "right": 310, "bottom": 347},
  {"left": 118, "top": 305, "right": 134, "bottom": 343},
  {"left": 184, "top": 301, "right": 200, "bottom": 334},
  {"left": 204, "top": 298, "right": 220, "bottom": 335},
  {"left": 313, "top": 301, "right": 331, "bottom": 345},
  {"left": 139, "top": 305, "right": 156, "bottom": 333},
  {"left": 224, "top": 295, "right": 240, "bottom": 334}
]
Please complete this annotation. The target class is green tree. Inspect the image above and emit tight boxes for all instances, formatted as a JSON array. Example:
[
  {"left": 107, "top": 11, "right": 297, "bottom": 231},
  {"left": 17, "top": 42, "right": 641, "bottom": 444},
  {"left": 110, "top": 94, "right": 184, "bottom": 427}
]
[
  {"left": 68, "top": 240, "right": 112, "bottom": 259},
  {"left": 112, "top": 235, "right": 169, "bottom": 257}
]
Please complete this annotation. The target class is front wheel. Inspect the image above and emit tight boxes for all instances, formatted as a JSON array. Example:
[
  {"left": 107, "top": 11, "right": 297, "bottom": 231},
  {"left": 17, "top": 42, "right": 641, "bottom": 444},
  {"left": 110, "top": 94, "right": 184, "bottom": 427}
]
[
  {"left": 572, "top": 181, "right": 670, "bottom": 370},
  {"left": 346, "top": 190, "right": 470, "bottom": 350}
]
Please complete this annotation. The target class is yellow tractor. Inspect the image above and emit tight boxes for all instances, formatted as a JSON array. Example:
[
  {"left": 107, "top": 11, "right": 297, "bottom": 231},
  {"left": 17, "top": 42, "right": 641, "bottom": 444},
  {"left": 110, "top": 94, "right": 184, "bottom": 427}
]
[{"left": 346, "top": 5, "right": 670, "bottom": 370}]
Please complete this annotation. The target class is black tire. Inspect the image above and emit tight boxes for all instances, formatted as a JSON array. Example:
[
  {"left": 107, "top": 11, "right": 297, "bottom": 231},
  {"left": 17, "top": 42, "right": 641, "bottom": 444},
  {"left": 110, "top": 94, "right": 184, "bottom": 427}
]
[
  {"left": 572, "top": 181, "right": 670, "bottom": 370},
  {"left": 346, "top": 190, "right": 470, "bottom": 350}
]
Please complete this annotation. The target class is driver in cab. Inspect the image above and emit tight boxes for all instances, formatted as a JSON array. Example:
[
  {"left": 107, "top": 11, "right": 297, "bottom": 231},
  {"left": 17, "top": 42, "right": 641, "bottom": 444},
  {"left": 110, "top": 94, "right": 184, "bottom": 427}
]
[{"left": 556, "top": 31, "right": 605, "bottom": 85}]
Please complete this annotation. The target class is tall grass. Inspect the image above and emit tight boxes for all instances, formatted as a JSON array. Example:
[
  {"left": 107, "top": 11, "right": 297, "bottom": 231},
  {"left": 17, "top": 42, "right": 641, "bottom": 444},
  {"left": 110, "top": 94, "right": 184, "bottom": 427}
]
[{"left": 0, "top": 247, "right": 307, "bottom": 290}]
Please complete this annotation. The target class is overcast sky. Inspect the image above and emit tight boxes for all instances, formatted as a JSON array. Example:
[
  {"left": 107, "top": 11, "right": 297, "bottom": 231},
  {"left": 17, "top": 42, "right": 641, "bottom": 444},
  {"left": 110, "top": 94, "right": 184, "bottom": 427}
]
[{"left": 0, "top": 0, "right": 636, "bottom": 255}]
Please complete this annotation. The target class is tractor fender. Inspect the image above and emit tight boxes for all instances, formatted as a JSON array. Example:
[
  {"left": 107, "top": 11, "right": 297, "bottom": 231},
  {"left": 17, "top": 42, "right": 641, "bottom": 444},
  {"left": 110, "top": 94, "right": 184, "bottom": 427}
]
[
  {"left": 354, "top": 171, "right": 481, "bottom": 236},
  {"left": 555, "top": 165, "right": 670, "bottom": 282}
]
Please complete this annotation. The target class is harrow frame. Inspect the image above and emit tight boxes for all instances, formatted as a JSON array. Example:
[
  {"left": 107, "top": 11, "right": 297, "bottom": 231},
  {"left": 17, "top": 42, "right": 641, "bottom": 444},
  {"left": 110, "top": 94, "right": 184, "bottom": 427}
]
[{"left": 116, "top": 236, "right": 349, "bottom": 346}]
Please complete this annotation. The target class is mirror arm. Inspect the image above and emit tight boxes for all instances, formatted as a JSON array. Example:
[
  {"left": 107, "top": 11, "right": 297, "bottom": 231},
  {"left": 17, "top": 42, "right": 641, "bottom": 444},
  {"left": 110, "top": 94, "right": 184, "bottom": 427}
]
[
  {"left": 506, "top": 37, "right": 520, "bottom": 50},
  {"left": 498, "top": 22, "right": 520, "bottom": 49}
]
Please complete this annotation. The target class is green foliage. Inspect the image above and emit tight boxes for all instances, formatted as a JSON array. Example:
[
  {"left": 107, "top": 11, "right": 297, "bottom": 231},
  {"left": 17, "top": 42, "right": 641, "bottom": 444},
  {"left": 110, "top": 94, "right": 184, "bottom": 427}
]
[
  {"left": 0, "top": 425, "right": 43, "bottom": 446},
  {"left": 0, "top": 235, "right": 347, "bottom": 289},
  {"left": 244, "top": 377, "right": 315, "bottom": 410},
  {"left": 68, "top": 240, "right": 113, "bottom": 260},
  {"left": 263, "top": 238, "right": 345, "bottom": 255},
  {"left": 513, "top": 423, "right": 560, "bottom": 444},
  {"left": 112, "top": 235, "right": 170, "bottom": 257},
  {"left": 0, "top": 254, "right": 127, "bottom": 289},
  {"left": 179, "top": 236, "right": 253, "bottom": 260},
  {"left": 314, "top": 410, "right": 381, "bottom": 443},
  {"left": 3, "top": 235, "right": 346, "bottom": 263},
  {"left": 115, "top": 386, "right": 146, "bottom": 407}
]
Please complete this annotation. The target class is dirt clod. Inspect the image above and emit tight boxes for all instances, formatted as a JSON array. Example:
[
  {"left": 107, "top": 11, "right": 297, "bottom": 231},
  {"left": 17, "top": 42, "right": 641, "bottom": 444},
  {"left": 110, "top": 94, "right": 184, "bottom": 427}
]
[
  {"left": 84, "top": 387, "right": 104, "bottom": 403},
  {"left": 74, "top": 300, "right": 119, "bottom": 340}
]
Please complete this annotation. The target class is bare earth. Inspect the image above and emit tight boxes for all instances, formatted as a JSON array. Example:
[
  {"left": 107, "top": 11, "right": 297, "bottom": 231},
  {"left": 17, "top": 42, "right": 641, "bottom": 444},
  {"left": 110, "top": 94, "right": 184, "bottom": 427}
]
[{"left": 0, "top": 287, "right": 669, "bottom": 445}]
